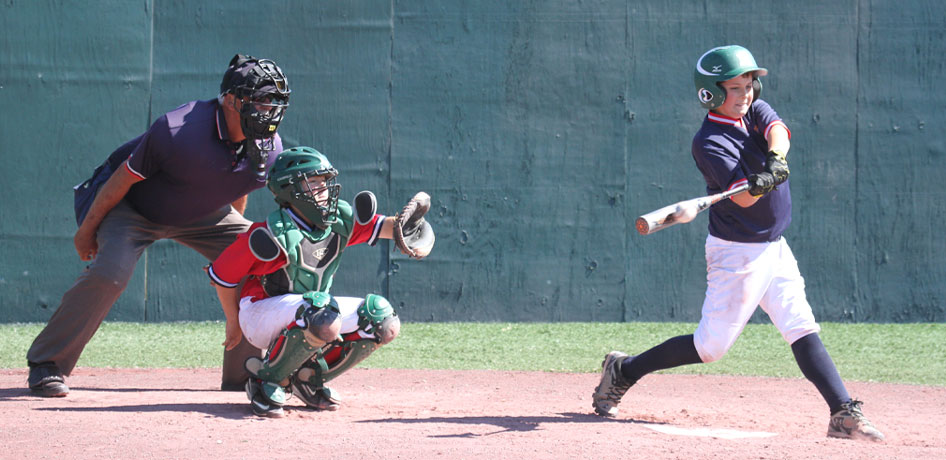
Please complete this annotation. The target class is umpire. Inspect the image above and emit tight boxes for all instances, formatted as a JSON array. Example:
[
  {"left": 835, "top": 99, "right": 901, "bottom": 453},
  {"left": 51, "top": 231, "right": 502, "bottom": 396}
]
[{"left": 27, "top": 54, "right": 291, "bottom": 396}]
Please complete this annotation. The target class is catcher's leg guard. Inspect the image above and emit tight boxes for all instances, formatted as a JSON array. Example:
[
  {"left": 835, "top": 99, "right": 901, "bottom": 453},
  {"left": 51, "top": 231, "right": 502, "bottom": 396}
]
[
  {"left": 245, "top": 292, "right": 342, "bottom": 385},
  {"left": 292, "top": 294, "right": 400, "bottom": 409}
]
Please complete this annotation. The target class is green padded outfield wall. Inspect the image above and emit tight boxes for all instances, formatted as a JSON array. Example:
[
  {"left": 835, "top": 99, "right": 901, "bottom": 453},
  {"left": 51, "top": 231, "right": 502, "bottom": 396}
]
[{"left": 1, "top": 1, "right": 943, "bottom": 323}]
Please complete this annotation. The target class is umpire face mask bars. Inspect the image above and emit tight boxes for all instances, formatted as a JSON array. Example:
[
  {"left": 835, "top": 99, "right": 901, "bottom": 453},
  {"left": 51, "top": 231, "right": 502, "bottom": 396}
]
[
  {"left": 237, "top": 91, "right": 289, "bottom": 141},
  {"left": 231, "top": 59, "right": 291, "bottom": 141}
]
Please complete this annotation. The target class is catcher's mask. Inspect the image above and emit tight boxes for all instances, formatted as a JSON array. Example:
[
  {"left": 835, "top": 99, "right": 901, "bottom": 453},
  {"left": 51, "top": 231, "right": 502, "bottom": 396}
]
[
  {"left": 267, "top": 147, "right": 341, "bottom": 229},
  {"left": 219, "top": 54, "right": 291, "bottom": 141},
  {"left": 693, "top": 45, "right": 767, "bottom": 110}
]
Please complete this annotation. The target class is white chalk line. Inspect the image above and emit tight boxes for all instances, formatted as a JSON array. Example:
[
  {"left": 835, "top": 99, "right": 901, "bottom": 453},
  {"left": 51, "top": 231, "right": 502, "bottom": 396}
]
[{"left": 639, "top": 423, "right": 778, "bottom": 440}]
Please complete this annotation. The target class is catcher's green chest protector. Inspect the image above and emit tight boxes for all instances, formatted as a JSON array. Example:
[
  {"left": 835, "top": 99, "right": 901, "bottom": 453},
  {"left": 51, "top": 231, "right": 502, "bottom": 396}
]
[{"left": 260, "top": 203, "right": 353, "bottom": 295}]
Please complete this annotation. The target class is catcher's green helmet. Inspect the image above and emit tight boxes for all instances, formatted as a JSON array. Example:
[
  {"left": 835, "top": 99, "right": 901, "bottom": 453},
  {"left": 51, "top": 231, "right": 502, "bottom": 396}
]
[
  {"left": 694, "top": 45, "right": 768, "bottom": 110},
  {"left": 267, "top": 147, "right": 340, "bottom": 229}
]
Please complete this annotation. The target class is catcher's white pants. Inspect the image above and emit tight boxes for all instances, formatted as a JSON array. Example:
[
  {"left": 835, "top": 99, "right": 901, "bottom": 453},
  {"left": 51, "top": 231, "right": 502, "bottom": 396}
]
[
  {"left": 238, "top": 295, "right": 368, "bottom": 350},
  {"left": 693, "top": 234, "right": 820, "bottom": 363}
]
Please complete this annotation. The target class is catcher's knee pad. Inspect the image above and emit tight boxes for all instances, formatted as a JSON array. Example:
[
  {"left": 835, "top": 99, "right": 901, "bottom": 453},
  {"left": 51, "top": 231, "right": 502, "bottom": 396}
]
[
  {"left": 358, "top": 294, "right": 400, "bottom": 344},
  {"left": 294, "top": 294, "right": 400, "bottom": 393},
  {"left": 245, "top": 292, "right": 342, "bottom": 384}
]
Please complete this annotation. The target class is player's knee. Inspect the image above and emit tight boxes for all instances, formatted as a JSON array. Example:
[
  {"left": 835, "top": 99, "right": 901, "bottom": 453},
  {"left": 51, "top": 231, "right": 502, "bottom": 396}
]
[
  {"left": 696, "top": 342, "right": 730, "bottom": 363},
  {"left": 301, "top": 292, "right": 342, "bottom": 342},
  {"left": 377, "top": 315, "right": 400, "bottom": 345},
  {"left": 85, "top": 260, "right": 137, "bottom": 290},
  {"left": 308, "top": 308, "right": 341, "bottom": 342},
  {"left": 359, "top": 294, "right": 399, "bottom": 345}
]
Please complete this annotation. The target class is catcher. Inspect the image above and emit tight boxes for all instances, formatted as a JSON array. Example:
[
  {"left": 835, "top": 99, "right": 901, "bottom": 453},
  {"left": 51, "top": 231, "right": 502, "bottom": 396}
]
[{"left": 207, "top": 146, "right": 434, "bottom": 417}]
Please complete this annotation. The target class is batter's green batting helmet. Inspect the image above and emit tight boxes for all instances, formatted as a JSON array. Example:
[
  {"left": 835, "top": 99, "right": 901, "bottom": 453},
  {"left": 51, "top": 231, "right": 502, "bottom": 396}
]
[
  {"left": 267, "top": 147, "right": 340, "bottom": 229},
  {"left": 694, "top": 45, "right": 768, "bottom": 110}
]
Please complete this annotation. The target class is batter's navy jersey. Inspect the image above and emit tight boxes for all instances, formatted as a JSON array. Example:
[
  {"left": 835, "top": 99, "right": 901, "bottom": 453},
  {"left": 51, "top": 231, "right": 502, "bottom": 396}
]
[{"left": 691, "top": 99, "right": 792, "bottom": 243}]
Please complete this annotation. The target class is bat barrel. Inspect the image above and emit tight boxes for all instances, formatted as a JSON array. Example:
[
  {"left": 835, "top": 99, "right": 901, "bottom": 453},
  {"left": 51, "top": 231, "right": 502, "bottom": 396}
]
[
  {"left": 635, "top": 202, "right": 680, "bottom": 235},
  {"left": 636, "top": 184, "right": 749, "bottom": 236}
]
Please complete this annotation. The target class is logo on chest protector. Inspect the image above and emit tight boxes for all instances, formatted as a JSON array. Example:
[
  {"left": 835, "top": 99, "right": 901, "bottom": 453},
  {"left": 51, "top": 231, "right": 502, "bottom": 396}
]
[{"left": 311, "top": 248, "right": 328, "bottom": 260}]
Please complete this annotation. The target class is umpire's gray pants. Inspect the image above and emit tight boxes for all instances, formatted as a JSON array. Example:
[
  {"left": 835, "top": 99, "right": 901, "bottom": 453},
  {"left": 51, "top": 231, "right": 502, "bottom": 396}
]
[{"left": 27, "top": 199, "right": 262, "bottom": 385}]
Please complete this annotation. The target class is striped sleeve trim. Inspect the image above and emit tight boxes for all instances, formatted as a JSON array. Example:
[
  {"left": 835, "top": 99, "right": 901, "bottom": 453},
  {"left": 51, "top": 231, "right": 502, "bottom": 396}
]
[
  {"left": 207, "top": 264, "right": 239, "bottom": 288},
  {"left": 367, "top": 214, "right": 386, "bottom": 246},
  {"left": 124, "top": 159, "right": 146, "bottom": 180},
  {"left": 764, "top": 120, "right": 791, "bottom": 140},
  {"left": 728, "top": 178, "right": 748, "bottom": 191}
]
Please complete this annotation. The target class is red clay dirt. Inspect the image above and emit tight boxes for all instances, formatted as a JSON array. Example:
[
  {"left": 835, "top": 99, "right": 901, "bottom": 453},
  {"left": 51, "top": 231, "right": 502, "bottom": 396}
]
[{"left": 2, "top": 367, "right": 943, "bottom": 460}]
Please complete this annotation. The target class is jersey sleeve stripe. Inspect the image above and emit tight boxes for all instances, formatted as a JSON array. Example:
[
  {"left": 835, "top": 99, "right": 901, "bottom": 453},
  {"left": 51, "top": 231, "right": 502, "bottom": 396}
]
[
  {"left": 728, "top": 178, "right": 748, "bottom": 191},
  {"left": 124, "top": 160, "right": 147, "bottom": 180},
  {"left": 207, "top": 264, "right": 239, "bottom": 288},
  {"left": 764, "top": 120, "right": 791, "bottom": 140},
  {"left": 367, "top": 214, "right": 386, "bottom": 246}
]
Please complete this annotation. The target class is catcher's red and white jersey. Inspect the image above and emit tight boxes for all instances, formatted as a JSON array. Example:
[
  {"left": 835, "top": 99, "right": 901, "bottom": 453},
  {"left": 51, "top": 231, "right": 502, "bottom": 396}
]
[{"left": 208, "top": 212, "right": 385, "bottom": 300}]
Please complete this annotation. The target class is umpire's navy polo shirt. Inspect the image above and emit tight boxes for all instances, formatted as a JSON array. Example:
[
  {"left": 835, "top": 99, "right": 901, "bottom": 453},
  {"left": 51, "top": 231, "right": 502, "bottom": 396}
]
[{"left": 121, "top": 99, "right": 281, "bottom": 226}]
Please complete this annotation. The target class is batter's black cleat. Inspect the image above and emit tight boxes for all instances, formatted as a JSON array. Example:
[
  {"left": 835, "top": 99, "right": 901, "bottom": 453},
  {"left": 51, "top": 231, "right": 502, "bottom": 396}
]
[
  {"left": 592, "top": 351, "right": 634, "bottom": 417},
  {"left": 28, "top": 362, "right": 70, "bottom": 397}
]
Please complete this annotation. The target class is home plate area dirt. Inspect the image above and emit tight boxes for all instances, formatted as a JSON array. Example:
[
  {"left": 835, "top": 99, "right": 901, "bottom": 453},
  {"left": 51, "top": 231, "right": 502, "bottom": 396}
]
[{"left": 2, "top": 368, "right": 943, "bottom": 459}]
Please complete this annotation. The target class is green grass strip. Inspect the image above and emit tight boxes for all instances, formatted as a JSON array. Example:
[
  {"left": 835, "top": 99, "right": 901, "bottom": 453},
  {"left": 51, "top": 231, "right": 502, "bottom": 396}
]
[{"left": 3, "top": 322, "right": 943, "bottom": 386}]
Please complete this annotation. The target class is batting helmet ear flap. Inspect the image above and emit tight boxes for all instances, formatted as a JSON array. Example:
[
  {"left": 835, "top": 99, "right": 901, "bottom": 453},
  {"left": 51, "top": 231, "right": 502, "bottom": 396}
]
[{"left": 752, "top": 76, "right": 763, "bottom": 102}]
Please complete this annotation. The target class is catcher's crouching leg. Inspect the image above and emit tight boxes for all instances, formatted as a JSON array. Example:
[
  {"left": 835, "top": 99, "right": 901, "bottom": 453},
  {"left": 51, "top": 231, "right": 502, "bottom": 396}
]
[
  {"left": 244, "top": 292, "right": 342, "bottom": 416},
  {"left": 291, "top": 294, "right": 400, "bottom": 411}
]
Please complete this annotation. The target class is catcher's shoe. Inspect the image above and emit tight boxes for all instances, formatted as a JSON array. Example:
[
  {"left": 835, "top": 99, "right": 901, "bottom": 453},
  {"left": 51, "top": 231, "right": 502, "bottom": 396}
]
[
  {"left": 245, "top": 378, "right": 286, "bottom": 418},
  {"left": 592, "top": 351, "right": 634, "bottom": 417},
  {"left": 827, "top": 400, "right": 885, "bottom": 442},
  {"left": 291, "top": 376, "right": 341, "bottom": 411},
  {"left": 28, "top": 362, "right": 70, "bottom": 397}
]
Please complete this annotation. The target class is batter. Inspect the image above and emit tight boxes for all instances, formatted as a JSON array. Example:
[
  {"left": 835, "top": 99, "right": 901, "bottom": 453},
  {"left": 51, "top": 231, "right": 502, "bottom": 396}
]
[{"left": 591, "top": 45, "right": 884, "bottom": 443}]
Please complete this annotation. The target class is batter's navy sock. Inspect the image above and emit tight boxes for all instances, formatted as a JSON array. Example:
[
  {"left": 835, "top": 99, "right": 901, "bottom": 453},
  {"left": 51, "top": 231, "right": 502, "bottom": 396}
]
[
  {"left": 621, "top": 334, "right": 702, "bottom": 384},
  {"left": 791, "top": 332, "right": 851, "bottom": 414}
]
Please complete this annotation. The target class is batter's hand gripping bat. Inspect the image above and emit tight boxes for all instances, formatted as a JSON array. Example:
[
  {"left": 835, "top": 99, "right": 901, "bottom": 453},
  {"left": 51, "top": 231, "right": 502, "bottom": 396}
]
[{"left": 635, "top": 184, "right": 749, "bottom": 235}]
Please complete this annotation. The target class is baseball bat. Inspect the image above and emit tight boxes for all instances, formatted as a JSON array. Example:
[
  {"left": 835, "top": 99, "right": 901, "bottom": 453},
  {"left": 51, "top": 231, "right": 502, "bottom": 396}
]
[{"left": 635, "top": 184, "right": 749, "bottom": 235}]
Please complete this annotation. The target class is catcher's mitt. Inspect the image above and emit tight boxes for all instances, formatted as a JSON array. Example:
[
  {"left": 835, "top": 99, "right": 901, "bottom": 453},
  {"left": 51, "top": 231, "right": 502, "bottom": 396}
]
[{"left": 394, "top": 192, "right": 435, "bottom": 259}]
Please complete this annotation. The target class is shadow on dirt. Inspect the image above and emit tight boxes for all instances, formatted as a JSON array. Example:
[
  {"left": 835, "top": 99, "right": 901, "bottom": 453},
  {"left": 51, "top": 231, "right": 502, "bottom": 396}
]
[
  {"left": 0, "top": 386, "right": 223, "bottom": 399},
  {"left": 68, "top": 386, "right": 222, "bottom": 393},
  {"left": 358, "top": 412, "right": 665, "bottom": 436},
  {"left": 31, "top": 403, "right": 250, "bottom": 420}
]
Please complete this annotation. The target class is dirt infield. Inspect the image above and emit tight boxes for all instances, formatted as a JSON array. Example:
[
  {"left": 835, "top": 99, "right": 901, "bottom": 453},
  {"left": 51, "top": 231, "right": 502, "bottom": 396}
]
[{"left": 2, "top": 368, "right": 943, "bottom": 460}]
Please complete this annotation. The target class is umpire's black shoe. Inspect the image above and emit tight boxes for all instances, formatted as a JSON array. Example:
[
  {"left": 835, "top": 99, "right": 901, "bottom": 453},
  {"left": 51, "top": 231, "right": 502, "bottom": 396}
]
[{"left": 28, "top": 362, "right": 70, "bottom": 397}]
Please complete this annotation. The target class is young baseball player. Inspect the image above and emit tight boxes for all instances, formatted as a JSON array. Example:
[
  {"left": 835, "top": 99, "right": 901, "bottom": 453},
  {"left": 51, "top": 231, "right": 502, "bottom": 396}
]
[
  {"left": 592, "top": 45, "right": 884, "bottom": 442},
  {"left": 207, "top": 146, "right": 434, "bottom": 417}
]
